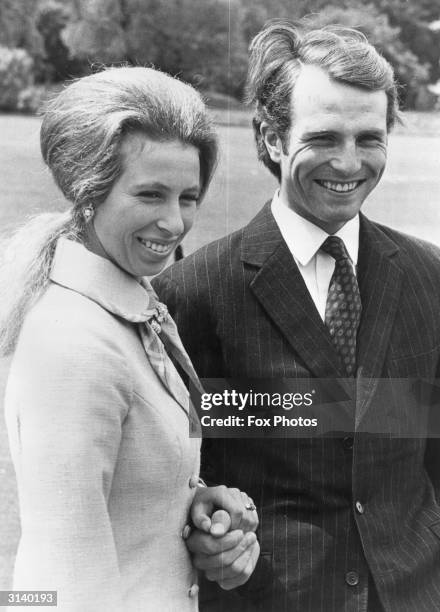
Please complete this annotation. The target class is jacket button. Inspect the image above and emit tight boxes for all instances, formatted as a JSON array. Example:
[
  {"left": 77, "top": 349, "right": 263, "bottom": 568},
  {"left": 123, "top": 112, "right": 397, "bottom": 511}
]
[
  {"left": 342, "top": 437, "right": 354, "bottom": 450},
  {"left": 188, "top": 584, "right": 199, "bottom": 597},
  {"left": 188, "top": 475, "right": 199, "bottom": 488},
  {"left": 355, "top": 501, "right": 364, "bottom": 514},
  {"left": 345, "top": 571, "right": 359, "bottom": 586}
]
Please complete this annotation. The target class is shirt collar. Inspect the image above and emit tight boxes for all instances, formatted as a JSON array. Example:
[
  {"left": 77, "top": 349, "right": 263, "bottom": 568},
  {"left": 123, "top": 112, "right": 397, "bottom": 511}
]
[
  {"left": 271, "top": 190, "right": 359, "bottom": 265},
  {"left": 50, "top": 238, "right": 156, "bottom": 322}
]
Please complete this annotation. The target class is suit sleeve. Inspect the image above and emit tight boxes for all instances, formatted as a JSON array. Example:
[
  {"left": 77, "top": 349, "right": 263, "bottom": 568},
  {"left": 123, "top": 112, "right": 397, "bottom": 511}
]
[{"left": 5, "top": 314, "right": 131, "bottom": 612}]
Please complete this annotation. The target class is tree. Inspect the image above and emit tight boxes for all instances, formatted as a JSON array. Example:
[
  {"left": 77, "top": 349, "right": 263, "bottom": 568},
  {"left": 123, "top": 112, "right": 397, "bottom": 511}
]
[
  {"left": 0, "top": 0, "right": 45, "bottom": 75},
  {"left": 124, "top": 0, "right": 247, "bottom": 95},
  {"left": 61, "top": 0, "right": 248, "bottom": 96},
  {"left": 371, "top": 0, "right": 440, "bottom": 83},
  {"left": 0, "top": 46, "right": 34, "bottom": 110},
  {"left": 61, "top": 0, "right": 127, "bottom": 64}
]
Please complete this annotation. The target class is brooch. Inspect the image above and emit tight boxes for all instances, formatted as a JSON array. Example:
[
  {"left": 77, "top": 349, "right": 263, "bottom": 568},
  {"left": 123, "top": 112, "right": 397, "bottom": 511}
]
[{"left": 148, "top": 302, "right": 169, "bottom": 334}]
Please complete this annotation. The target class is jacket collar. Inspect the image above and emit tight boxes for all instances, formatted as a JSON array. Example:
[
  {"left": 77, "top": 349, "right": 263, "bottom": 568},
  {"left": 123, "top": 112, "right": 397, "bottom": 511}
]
[
  {"left": 241, "top": 201, "right": 284, "bottom": 267},
  {"left": 50, "top": 238, "right": 155, "bottom": 322}
]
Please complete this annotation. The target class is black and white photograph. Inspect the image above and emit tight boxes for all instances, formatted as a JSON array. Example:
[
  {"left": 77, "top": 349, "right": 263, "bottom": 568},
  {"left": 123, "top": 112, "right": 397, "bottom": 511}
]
[{"left": 1, "top": 1, "right": 440, "bottom": 610}]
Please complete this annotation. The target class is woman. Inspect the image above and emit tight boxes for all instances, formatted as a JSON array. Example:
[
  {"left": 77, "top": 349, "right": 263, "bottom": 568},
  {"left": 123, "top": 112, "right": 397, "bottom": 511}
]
[{"left": 0, "top": 67, "right": 258, "bottom": 611}]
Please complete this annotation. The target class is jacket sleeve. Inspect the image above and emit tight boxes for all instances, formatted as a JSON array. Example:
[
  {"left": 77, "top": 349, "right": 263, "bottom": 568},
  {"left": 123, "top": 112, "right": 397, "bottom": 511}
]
[{"left": 5, "top": 311, "right": 132, "bottom": 612}]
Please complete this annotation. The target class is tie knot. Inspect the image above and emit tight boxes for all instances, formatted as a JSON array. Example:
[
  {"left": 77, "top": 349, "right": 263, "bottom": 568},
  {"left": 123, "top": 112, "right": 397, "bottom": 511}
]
[{"left": 320, "top": 236, "right": 350, "bottom": 262}]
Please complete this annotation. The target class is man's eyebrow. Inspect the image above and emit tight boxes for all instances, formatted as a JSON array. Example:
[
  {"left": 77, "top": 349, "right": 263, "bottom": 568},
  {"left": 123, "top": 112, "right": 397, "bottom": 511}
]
[
  {"left": 301, "top": 130, "right": 335, "bottom": 139},
  {"left": 301, "top": 129, "right": 387, "bottom": 139}
]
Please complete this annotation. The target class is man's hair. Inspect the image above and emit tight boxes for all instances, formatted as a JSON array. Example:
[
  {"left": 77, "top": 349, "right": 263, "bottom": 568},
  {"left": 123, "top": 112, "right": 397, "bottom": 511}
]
[{"left": 245, "top": 20, "right": 399, "bottom": 180}]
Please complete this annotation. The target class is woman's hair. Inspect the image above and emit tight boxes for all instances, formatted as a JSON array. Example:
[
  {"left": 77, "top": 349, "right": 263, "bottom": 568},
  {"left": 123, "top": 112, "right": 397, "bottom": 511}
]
[
  {"left": 245, "top": 20, "right": 399, "bottom": 180},
  {"left": 0, "top": 66, "right": 218, "bottom": 355}
]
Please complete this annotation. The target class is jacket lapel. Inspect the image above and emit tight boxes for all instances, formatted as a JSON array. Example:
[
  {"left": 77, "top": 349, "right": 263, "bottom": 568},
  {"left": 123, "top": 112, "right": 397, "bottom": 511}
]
[
  {"left": 241, "top": 202, "right": 344, "bottom": 379},
  {"left": 355, "top": 214, "right": 403, "bottom": 423}
]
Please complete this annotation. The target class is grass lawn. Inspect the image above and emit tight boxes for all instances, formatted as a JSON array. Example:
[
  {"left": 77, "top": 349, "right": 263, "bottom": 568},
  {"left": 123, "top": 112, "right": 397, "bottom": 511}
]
[{"left": 1, "top": 111, "right": 440, "bottom": 587}]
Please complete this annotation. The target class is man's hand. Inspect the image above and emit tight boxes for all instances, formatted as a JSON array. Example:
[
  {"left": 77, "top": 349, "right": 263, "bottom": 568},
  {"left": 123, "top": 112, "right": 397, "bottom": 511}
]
[{"left": 186, "top": 527, "right": 260, "bottom": 590}]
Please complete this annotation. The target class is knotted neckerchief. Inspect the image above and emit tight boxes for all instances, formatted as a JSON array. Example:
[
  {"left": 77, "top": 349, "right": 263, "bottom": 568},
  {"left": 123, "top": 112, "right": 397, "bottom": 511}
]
[{"left": 131, "top": 279, "right": 202, "bottom": 432}]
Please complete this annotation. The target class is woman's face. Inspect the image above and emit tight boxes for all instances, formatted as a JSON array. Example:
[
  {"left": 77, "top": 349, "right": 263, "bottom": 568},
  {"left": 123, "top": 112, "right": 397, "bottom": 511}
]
[{"left": 93, "top": 133, "right": 201, "bottom": 277}]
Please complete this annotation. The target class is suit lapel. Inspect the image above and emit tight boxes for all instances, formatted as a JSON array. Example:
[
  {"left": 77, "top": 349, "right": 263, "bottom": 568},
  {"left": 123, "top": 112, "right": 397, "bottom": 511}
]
[
  {"left": 355, "top": 214, "right": 403, "bottom": 422},
  {"left": 241, "top": 203, "right": 344, "bottom": 379}
]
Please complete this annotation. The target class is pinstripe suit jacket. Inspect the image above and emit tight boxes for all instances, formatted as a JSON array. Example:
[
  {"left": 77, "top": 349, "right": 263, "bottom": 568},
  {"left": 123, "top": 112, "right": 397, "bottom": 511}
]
[{"left": 153, "top": 202, "right": 440, "bottom": 612}]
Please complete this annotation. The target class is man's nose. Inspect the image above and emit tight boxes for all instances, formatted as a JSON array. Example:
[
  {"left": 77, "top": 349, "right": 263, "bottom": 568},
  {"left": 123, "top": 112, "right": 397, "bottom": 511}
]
[
  {"left": 329, "top": 143, "right": 362, "bottom": 175},
  {"left": 156, "top": 200, "right": 185, "bottom": 236}
]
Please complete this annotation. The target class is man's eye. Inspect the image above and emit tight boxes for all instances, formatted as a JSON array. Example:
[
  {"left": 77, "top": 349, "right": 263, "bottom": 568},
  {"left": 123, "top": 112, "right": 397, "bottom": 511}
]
[{"left": 309, "top": 135, "right": 335, "bottom": 144}]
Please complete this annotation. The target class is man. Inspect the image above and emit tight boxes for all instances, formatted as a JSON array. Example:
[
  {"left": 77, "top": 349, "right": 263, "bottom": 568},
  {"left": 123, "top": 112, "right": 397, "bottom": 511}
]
[{"left": 153, "top": 21, "right": 440, "bottom": 612}]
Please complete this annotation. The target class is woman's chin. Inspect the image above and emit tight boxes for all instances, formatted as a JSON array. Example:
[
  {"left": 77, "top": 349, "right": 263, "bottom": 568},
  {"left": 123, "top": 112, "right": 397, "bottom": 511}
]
[{"left": 135, "top": 257, "right": 173, "bottom": 278}]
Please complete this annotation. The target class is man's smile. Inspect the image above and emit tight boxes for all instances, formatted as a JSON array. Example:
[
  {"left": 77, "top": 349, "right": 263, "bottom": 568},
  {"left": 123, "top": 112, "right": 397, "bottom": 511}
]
[{"left": 314, "top": 179, "right": 365, "bottom": 193}]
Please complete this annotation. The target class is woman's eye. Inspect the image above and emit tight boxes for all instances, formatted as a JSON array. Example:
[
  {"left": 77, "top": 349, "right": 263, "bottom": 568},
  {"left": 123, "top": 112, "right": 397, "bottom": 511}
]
[
  {"left": 138, "top": 191, "right": 161, "bottom": 200},
  {"left": 180, "top": 195, "right": 199, "bottom": 205},
  {"left": 359, "top": 135, "right": 384, "bottom": 145}
]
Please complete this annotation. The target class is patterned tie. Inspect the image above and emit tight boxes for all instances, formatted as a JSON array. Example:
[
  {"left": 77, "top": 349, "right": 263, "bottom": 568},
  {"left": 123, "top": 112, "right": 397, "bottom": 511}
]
[{"left": 320, "top": 236, "right": 362, "bottom": 377}]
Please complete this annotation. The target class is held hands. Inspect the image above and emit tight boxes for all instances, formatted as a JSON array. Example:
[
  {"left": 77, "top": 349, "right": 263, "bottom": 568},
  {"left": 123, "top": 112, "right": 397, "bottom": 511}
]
[{"left": 185, "top": 485, "right": 260, "bottom": 590}]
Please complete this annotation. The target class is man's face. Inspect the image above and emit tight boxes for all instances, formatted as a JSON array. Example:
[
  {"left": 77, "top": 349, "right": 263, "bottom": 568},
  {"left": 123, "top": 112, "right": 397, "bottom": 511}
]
[{"left": 265, "top": 65, "right": 388, "bottom": 234}]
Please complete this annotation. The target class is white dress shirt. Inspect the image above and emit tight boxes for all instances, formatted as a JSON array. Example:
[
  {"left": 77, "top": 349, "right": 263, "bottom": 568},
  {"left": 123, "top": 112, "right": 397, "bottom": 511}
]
[{"left": 271, "top": 191, "right": 360, "bottom": 322}]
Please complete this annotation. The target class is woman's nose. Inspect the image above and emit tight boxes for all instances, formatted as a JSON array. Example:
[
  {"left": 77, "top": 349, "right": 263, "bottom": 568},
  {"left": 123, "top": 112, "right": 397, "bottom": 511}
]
[{"left": 156, "top": 201, "right": 185, "bottom": 236}]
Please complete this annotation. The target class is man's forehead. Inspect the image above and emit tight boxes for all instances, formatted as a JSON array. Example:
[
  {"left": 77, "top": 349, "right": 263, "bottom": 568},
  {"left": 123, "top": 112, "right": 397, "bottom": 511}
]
[
  {"left": 291, "top": 65, "right": 388, "bottom": 127},
  {"left": 292, "top": 64, "right": 367, "bottom": 96}
]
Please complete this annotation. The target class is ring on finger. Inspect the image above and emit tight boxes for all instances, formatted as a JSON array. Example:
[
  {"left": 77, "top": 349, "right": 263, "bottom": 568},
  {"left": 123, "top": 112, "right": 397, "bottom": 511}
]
[{"left": 245, "top": 501, "right": 256, "bottom": 511}]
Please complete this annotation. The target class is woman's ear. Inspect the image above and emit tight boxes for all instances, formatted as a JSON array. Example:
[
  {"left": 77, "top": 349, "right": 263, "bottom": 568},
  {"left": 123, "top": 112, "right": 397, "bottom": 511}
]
[{"left": 260, "top": 121, "right": 284, "bottom": 163}]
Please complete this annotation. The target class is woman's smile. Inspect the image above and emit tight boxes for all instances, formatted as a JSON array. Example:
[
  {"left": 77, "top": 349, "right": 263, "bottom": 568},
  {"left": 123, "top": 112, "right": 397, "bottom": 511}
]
[{"left": 136, "top": 236, "right": 176, "bottom": 255}]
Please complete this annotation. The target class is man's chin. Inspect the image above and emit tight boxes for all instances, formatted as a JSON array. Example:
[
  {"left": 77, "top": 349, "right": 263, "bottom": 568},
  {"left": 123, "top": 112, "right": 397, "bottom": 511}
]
[{"left": 316, "top": 210, "right": 360, "bottom": 234}]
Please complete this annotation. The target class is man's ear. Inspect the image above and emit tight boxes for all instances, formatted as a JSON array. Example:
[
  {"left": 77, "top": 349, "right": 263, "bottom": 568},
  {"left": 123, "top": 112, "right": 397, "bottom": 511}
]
[{"left": 260, "top": 122, "right": 283, "bottom": 163}]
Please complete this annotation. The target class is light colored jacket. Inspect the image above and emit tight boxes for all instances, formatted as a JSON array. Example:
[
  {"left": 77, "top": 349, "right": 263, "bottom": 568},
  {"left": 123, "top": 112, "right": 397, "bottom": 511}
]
[{"left": 5, "top": 239, "right": 201, "bottom": 611}]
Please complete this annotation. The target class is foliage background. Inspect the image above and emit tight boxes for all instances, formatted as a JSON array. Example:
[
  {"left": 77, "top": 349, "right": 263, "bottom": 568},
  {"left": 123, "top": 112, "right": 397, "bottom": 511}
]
[{"left": 1, "top": 0, "right": 440, "bottom": 111}]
